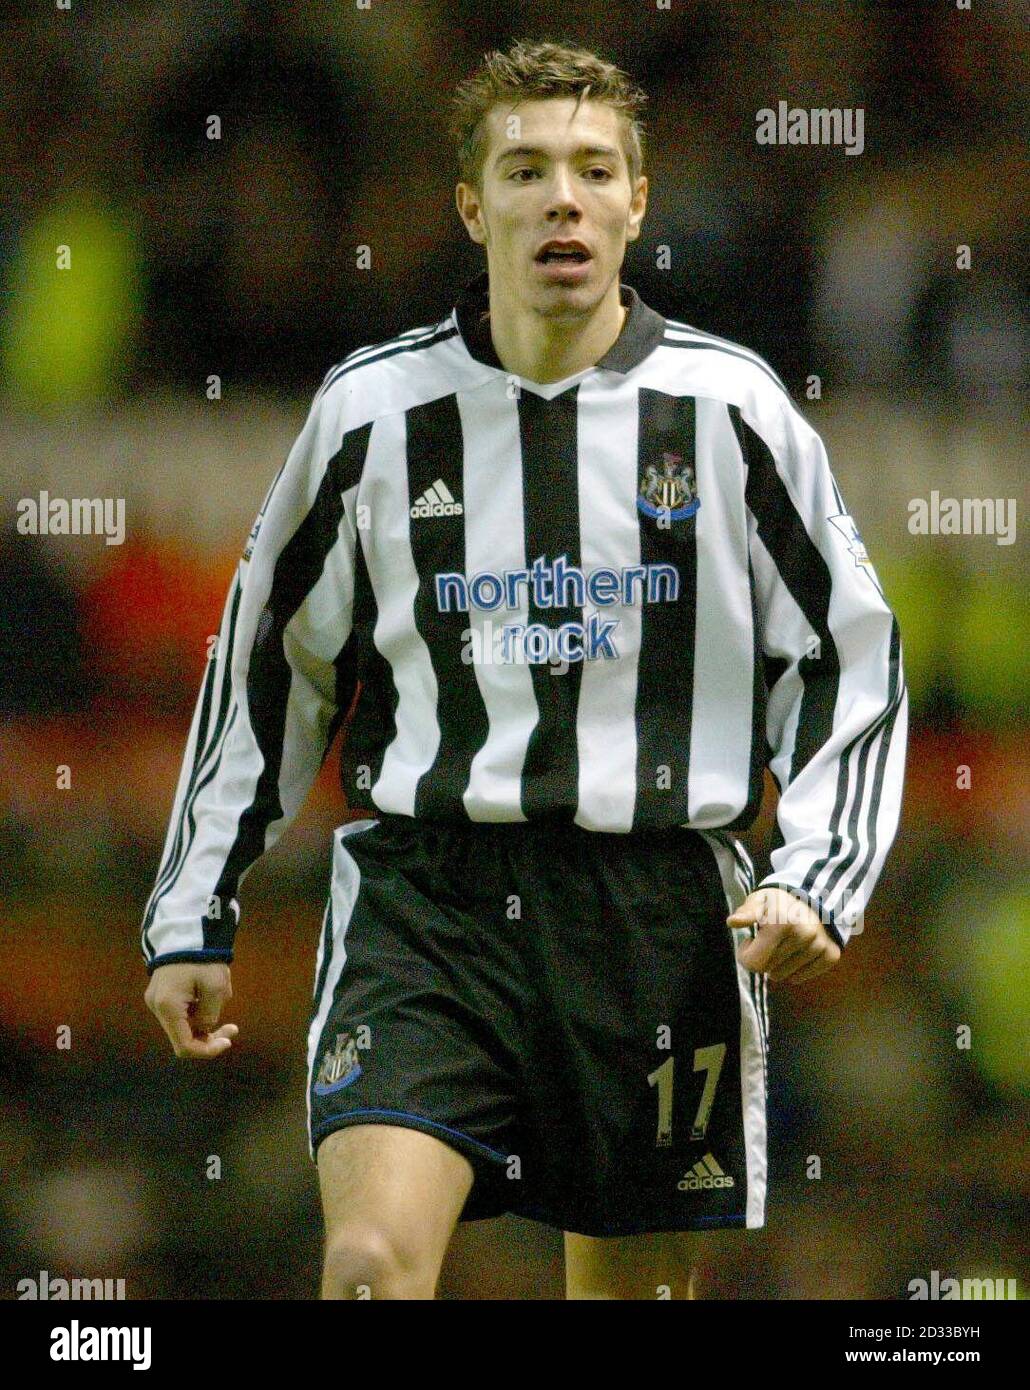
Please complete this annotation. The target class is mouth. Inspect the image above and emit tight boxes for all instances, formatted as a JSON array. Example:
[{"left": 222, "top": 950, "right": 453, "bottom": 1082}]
[{"left": 534, "top": 240, "right": 593, "bottom": 280}]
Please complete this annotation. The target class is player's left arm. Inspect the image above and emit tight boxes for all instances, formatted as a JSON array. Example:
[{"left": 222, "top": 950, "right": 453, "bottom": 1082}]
[{"left": 729, "top": 390, "right": 909, "bottom": 984}]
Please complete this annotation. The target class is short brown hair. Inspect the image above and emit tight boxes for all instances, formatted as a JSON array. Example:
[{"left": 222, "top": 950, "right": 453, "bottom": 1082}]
[{"left": 451, "top": 39, "right": 648, "bottom": 192}]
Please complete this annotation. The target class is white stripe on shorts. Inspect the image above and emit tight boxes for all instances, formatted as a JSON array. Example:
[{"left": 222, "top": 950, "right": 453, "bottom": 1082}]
[
  {"left": 700, "top": 831, "right": 768, "bottom": 1229},
  {"left": 306, "top": 819, "right": 379, "bottom": 1157}
]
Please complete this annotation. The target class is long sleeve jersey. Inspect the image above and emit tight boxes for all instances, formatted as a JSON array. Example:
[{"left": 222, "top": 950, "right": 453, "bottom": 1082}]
[{"left": 141, "top": 269, "right": 908, "bottom": 971}]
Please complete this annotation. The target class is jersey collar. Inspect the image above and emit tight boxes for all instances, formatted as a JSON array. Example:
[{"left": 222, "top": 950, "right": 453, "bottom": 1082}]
[{"left": 453, "top": 268, "right": 666, "bottom": 377}]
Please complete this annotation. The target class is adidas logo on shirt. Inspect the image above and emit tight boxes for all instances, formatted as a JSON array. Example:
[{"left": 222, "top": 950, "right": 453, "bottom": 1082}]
[
  {"left": 410, "top": 480, "right": 464, "bottom": 518},
  {"left": 677, "top": 1153, "right": 735, "bottom": 1191}
]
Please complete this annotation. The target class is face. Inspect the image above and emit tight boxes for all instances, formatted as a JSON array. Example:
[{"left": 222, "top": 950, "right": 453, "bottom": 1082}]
[{"left": 456, "top": 97, "right": 647, "bottom": 319}]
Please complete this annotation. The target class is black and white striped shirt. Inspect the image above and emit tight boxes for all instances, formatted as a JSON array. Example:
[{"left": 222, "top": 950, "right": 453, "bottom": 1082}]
[{"left": 142, "top": 269, "right": 907, "bottom": 970}]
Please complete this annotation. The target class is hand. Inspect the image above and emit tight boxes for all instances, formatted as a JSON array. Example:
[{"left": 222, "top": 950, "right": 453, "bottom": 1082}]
[
  {"left": 727, "top": 888, "right": 841, "bottom": 985},
  {"left": 145, "top": 962, "right": 239, "bottom": 1058}
]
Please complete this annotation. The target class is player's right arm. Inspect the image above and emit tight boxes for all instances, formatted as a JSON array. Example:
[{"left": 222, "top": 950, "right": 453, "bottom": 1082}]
[{"left": 141, "top": 373, "right": 364, "bottom": 1055}]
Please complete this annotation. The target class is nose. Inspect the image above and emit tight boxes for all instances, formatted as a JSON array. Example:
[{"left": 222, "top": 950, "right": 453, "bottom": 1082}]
[{"left": 545, "top": 166, "right": 582, "bottom": 221}]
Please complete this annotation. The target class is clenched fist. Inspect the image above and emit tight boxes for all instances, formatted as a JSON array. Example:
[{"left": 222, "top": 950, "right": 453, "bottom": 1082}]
[{"left": 145, "top": 961, "right": 239, "bottom": 1058}]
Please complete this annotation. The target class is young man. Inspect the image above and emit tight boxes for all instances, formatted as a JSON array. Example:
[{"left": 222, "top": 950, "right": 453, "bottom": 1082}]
[{"left": 142, "top": 40, "right": 907, "bottom": 1299}]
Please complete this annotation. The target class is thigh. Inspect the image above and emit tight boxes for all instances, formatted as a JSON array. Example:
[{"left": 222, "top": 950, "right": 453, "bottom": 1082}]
[
  {"left": 318, "top": 1123, "right": 474, "bottom": 1267},
  {"left": 563, "top": 1229, "right": 704, "bottom": 1300}
]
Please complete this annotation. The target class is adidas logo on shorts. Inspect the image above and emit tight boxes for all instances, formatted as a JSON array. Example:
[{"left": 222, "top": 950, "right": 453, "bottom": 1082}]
[
  {"left": 678, "top": 1153, "right": 735, "bottom": 1191},
  {"left": 410, "top": 480, "right": 464, "bottom": 518}
]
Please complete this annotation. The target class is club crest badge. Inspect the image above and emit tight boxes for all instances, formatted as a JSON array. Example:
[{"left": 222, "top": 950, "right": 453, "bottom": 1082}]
[
  {"left": 314, "top": 1031, "right": 363, "bottom": 1094},
  {"left": 637, "top": 451, "right": 700, "bottom": 520}
]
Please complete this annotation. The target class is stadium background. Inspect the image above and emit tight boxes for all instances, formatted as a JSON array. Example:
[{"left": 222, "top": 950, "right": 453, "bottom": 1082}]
[{"left": 1, "top": 2, "right": 1025, "bottom": 1299}]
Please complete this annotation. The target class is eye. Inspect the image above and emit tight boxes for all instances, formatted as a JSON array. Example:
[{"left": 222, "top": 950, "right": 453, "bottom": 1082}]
[
  {"left": 509, "top": 168, "right": 539, "bottom": 182},
  {"left": 585, "top": 167, "right": 614, "bottom": 181}
]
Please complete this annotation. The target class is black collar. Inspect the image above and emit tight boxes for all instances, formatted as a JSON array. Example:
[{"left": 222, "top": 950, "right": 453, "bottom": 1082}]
[{"left": 454, "top": 268, "right": 666, "bottom": 376}]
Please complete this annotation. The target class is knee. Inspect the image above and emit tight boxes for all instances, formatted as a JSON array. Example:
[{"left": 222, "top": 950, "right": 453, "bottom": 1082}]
[{"left": 321, "top": 1225, "right": 426, "bottom": 1300}]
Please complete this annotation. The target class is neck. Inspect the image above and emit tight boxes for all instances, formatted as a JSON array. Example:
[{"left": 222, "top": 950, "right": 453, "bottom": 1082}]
[{"left": 484, "top": 271, "right": 627, "bottom": 384}]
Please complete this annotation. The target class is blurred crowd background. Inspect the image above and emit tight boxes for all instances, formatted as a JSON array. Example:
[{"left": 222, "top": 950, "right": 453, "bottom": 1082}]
[{"left": 1, "top": 1, "right": 1026, "bottom": 1299}]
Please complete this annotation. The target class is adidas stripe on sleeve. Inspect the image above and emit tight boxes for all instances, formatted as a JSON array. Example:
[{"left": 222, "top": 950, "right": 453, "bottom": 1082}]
[
  {"left": 732, "top": 390, "right": 908, "bottom": 947},
  {"left": 140, "top": 382, "right": 362, "bottom": 971}
]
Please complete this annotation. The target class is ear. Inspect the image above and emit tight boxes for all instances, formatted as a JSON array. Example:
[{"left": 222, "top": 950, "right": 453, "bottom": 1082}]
[
  {"left": 455, "top": 182, "right": 487, "bottom": 246},
  {"left": 626, "top": 174, "right": 648, "bottom": 243}
]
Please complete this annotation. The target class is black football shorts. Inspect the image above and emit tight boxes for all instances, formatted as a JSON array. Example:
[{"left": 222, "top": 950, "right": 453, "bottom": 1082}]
[{"left": 306, "top": 813, "right": 768, "bottom": 1237}]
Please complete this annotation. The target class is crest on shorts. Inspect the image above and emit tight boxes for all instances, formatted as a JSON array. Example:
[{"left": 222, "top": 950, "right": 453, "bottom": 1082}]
[
  {"left": 314, "top": 1031, "right": 363, "bottom": 1094},
  {"left": 637, "top": 451, "right": 700, "bottom": 520}
]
